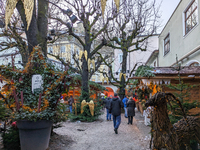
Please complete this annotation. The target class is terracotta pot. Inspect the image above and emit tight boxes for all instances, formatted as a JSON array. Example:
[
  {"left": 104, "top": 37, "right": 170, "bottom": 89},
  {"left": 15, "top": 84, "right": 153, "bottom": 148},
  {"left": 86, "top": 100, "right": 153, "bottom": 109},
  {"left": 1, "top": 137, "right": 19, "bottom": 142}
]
[{"left": 17, "top": 120, "right": 53, "bottom": 150}]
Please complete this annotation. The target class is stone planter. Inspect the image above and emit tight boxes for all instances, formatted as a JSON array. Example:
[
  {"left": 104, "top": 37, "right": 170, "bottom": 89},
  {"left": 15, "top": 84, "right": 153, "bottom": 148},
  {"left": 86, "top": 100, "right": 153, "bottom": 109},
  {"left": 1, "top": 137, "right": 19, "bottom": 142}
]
[{"left": 17, "top": 120, "right": 53, "bottom": 150}]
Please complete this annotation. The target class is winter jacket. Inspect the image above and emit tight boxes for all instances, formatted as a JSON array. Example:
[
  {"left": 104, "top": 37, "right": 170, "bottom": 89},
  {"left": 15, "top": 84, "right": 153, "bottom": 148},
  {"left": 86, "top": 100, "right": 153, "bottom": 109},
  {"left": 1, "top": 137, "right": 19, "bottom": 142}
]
[
  {"left": 127, "top": 100, "right": 136, "bottom": 116},
  {"left": 105, "top": 98, "right": 112, "bottom": 109},
  {"left": 68, "top": 97, "right": 74, "bottom": 106},
  {"left": 109, "top": 97, "right": 123, "bottom": 116},
  {"left": 122, "top": 97, "right": 128, "bottom": 108}
]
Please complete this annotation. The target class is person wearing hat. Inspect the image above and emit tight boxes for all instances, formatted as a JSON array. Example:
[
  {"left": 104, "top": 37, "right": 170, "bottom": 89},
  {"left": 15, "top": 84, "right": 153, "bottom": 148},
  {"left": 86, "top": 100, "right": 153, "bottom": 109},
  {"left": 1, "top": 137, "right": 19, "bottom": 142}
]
[
  {"left": 68, "top": 96, "right": 74, "bottom": 113},
  {"left": 60, "top": 96, "right": 64, "bottom": 103}
]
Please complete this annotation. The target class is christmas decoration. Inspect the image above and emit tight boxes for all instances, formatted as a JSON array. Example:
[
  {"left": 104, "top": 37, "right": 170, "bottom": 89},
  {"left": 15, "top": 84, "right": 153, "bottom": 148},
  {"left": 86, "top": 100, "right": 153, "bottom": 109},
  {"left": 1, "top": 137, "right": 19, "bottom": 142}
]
[
  {"left": 79, "top": 50, "right": 83, "bottom": 60},
  {"left": 114, "top": 0, "right": 120, "bottom": 11},
  {"left": 88, "top": 58, "right": 91, "bottom": 71},
  {"left": 5, "top": 0, "right": 18, "bottom": 30},
  {"left": 84, "top": 50, "right": 88, "bottom": 60},
  {"left": 22, "top": 0, "right": 34, "bottom": 30},
  {"left": 88, "top": 100, "right": 94, "bottom": 116},
  {"left": 91, "top": 59, "right": 95, "bottom": 70},
  {"left": 5, "top": 0, "right": 34, "bottom": 30},
  {"left": 81, "top": 100, "right": 87, "bottom": 114},
  {"left": 101, "top": 0, "right": 107, "bottom": 17},
  {"left": 119, "top": 73, "right": 126, "bottom": 81}
]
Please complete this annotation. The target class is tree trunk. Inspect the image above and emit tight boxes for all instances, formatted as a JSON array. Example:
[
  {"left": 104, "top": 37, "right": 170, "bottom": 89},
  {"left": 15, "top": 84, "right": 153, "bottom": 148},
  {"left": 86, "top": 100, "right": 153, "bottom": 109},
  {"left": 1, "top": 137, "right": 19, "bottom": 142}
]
[
  {"left": 81, "top": 57, "right": 89, "bottom": 101},
  {"left": 119, "top": 48, "right": 128, "bottom": 100},
  {"left": 37, "top": 0, "right": 48, "bottom": 56}
]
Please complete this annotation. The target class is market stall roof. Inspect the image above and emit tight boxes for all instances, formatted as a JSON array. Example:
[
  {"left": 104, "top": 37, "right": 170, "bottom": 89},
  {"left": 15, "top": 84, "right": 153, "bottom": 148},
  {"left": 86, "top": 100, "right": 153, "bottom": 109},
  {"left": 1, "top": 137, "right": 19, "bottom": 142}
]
[{"left": 128, "top": 66, "right": 200, "bottom": 83}]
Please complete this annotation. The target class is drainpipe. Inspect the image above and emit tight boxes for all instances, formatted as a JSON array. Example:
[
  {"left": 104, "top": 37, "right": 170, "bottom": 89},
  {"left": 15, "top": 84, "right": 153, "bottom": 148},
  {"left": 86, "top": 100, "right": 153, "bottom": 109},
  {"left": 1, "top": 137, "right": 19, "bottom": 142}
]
[{"left": 170, "top": 45, "right": 200, "bottom": 66}]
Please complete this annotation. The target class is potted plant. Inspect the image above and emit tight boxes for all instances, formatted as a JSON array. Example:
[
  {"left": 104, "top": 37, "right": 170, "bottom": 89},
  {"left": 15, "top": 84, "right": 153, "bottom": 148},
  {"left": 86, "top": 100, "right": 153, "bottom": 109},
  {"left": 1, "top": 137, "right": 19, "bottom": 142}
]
[{"left": 0, "top": 46, "right": 71, "bottom": 150}]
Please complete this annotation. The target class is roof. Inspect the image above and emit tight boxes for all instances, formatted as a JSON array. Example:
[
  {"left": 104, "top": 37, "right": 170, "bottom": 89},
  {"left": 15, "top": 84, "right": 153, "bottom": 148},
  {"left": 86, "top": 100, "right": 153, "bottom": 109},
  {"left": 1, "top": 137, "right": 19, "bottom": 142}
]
[
  {"left": 128, "top": 66, "right": 200, "bottom": 80},
  {"left": 145, "top": 50, "right": 159, "bottom": 65},
  {"left": 151, "top": 66, "right": 200, "bottom": 75}
]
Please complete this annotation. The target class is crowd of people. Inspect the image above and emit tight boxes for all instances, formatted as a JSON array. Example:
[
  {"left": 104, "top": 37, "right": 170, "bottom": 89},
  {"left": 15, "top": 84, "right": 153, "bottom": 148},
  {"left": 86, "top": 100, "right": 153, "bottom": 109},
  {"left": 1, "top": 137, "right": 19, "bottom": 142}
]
[{"left": 103, "top": 93, "right": 138, "bottom": 134}]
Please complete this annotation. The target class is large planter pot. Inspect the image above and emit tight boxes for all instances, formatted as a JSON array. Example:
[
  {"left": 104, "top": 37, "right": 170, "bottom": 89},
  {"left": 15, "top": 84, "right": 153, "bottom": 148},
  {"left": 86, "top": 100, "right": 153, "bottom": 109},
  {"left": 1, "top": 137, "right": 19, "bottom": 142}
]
[{"left": 17, "top": 120, "right": 53, "bottom": 150}]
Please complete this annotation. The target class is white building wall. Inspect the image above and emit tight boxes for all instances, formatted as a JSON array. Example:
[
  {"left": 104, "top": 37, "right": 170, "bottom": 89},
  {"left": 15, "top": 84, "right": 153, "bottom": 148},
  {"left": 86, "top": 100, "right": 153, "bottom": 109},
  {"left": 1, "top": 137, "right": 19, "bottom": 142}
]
[{"left": 158, "top": 0, "right": 200, "bottom": 67}]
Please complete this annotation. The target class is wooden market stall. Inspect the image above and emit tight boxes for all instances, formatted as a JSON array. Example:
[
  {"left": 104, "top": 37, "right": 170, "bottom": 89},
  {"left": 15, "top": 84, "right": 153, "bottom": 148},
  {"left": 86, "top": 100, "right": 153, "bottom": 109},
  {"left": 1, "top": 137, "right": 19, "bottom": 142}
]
[{"left": 128, "top": 66, "right": 200, "bottom": 116}]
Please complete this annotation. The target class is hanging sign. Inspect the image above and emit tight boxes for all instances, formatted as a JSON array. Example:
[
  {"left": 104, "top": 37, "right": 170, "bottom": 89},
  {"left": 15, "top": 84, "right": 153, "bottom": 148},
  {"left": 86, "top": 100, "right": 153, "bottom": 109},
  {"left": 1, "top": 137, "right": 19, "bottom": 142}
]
[{"left": 32, "top": 74, "right": 43, "bottom": 94}]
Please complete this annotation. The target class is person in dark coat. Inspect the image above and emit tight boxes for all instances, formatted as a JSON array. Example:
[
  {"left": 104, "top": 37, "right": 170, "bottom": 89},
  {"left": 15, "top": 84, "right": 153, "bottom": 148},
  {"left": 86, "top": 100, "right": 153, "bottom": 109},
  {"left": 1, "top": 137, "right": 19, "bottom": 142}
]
[
  {"left": 68, "top": 96, "right": 74, "bottom": 113},
  {"left": 105, "top": 95, "right": 112, "bottom": 121},
  {"left": 109, "top": 93, "right": 123, "bottom": 134},
  {"left": 127, "top": 97, "right": 136, "bottom": 125}
]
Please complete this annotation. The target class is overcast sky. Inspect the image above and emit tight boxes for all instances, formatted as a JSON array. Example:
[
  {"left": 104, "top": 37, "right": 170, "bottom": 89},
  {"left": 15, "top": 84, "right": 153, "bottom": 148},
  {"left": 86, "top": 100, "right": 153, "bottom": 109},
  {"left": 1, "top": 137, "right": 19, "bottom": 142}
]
[{"left": 158, "top": 0, "right": 180, "bottom": 32}]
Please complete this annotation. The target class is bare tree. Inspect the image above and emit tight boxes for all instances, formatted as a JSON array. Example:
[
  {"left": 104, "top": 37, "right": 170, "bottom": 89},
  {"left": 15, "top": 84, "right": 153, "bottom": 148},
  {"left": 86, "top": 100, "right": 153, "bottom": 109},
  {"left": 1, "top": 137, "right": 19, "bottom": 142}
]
[
  {"left": 102, "top": 0, "right": 160, "bottom": 99},
  {"left": 49, "top": 0, "right": 117, "bottom": 101}
]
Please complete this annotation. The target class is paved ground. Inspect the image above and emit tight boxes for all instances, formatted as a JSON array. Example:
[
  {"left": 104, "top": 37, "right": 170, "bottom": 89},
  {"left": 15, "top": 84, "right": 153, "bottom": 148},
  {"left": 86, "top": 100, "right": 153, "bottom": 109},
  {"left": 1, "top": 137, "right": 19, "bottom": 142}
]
[{"left": 50, "top": 109, "right": 151, "bottom": 150}]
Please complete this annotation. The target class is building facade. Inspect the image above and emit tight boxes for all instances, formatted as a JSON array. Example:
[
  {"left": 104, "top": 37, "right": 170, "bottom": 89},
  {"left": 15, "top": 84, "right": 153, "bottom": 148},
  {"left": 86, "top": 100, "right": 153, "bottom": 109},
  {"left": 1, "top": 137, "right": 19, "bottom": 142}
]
[{"left": 147, "top": 0, "right": 200, "bottom": 67}]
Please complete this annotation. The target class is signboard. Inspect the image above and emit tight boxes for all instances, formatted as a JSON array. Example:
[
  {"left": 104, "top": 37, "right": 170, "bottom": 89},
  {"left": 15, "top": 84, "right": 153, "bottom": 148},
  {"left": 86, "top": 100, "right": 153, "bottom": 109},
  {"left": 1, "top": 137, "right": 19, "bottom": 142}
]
[{"left": 32, "top": 74, "right": 43, "bottom": 94}]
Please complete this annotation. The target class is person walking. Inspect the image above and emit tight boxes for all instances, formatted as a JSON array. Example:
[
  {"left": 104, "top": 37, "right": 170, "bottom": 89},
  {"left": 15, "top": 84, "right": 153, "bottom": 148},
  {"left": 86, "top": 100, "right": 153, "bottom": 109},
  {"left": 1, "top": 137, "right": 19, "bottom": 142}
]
[
  {"left": 122, "top": 95, "right": 128, "bottom": 118},
  {"left": 127, "top": 97, "right": 136, "bottom": 125},
  {"left": 109, "top": 93, "right": 123, "bottom": 134},
  {"left": 68, "top": 96, "right": 74, "bottom": 113},
  {"left": 105, "top": 95, "right": 112, "bottom": 121}
]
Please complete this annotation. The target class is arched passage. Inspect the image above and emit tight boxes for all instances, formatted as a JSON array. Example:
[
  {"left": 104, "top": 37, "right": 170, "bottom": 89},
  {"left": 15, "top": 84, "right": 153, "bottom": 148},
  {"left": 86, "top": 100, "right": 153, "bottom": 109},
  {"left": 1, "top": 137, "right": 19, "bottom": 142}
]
[{"left": 104, "top": 87, "right": 114, "bottom": 97}]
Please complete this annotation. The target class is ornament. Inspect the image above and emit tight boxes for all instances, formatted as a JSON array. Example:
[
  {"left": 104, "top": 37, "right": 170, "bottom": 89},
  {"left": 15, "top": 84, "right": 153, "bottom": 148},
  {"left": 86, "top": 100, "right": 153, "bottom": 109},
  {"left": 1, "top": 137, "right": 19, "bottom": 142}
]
[
  {"left": 81, "top": 100, "right": 87, "bottom": 114},
  {"left": 88, "top": 100, "right": 94, "bottom": 116},
  {"left": 101, "top": 0, "right": 107, "bottom": 17},
  {"left": 106, "top": 77, "right": 109, "bottom": 84},
  {"left": 114, "top": 0, "right": 120, "bottom": 11},
  {"left": 84, "top": 50, "right": 88, "bottom": 60},
  {"left": 5, "top": 0, "right": 34, "bottom": 30},
  {"left": 102, "top": 77, "right": 104, "bottom": 85},
  {"left": 22, "top": 0, "right": 34, "bottom": 30},
  {"left": 88, "top": 58, "right": 91, "bottom": 71},
  {"left": 91, "top": 59, "right": 95, "bottom": 70},
  {"left": 79, "top": 51, "right": 83, "bottom": 60},
  {"left": 119, "top": 73, "right": 126, "bottom": 81},
  {"left": 5, "top": 0, "right": 18, "bottom": 30}
]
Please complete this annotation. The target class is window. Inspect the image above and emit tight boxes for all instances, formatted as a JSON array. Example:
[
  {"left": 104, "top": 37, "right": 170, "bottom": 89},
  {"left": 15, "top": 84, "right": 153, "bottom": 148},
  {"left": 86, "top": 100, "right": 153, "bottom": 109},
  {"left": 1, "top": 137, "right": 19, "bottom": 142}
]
[
  {"left": 48, "top": 47, "right": 53, "bottom": 54},
  {"left": 185, "top": 0, "right": 198, "bottom": 34},
  {"left": 60, "top": 46, "right": 65, "bottom": 53},
  {"left": 164, "top": 34, "right": 170, "bottom": 56}
]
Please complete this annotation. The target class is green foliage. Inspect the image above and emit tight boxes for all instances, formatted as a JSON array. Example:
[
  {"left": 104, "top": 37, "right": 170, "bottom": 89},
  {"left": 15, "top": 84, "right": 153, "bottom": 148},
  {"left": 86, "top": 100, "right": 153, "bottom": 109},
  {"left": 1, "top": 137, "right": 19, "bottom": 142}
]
[
  {"left": 135, "top": 65, "right": 155, "bottom": 77},
  {"left": 68, "top": 96, "right": 103, "bottom": 122},
  {"left": 2, "top": 127, "right": 20, "bottom": 150},
  {"left": 167, "top": 80, "right": 200, "bottom": 124},
  {"left": 0, "top": 47, "right": 71, "bottom": 123}
]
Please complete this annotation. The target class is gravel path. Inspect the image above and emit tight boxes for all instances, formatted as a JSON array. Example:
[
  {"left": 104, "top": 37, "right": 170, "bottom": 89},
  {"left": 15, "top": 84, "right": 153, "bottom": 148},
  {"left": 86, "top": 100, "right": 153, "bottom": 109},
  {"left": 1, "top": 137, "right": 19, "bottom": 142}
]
[{"left": 52, "top": 109, "right": 151, "bottom": 150}]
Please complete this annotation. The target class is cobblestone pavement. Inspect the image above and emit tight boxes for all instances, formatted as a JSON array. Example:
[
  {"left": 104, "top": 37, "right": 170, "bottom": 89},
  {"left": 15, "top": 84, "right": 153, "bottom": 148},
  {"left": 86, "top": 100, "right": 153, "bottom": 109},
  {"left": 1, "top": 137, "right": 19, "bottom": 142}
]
[{"left": 52, "top": 109, "right": 151, "bottom": 150}]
